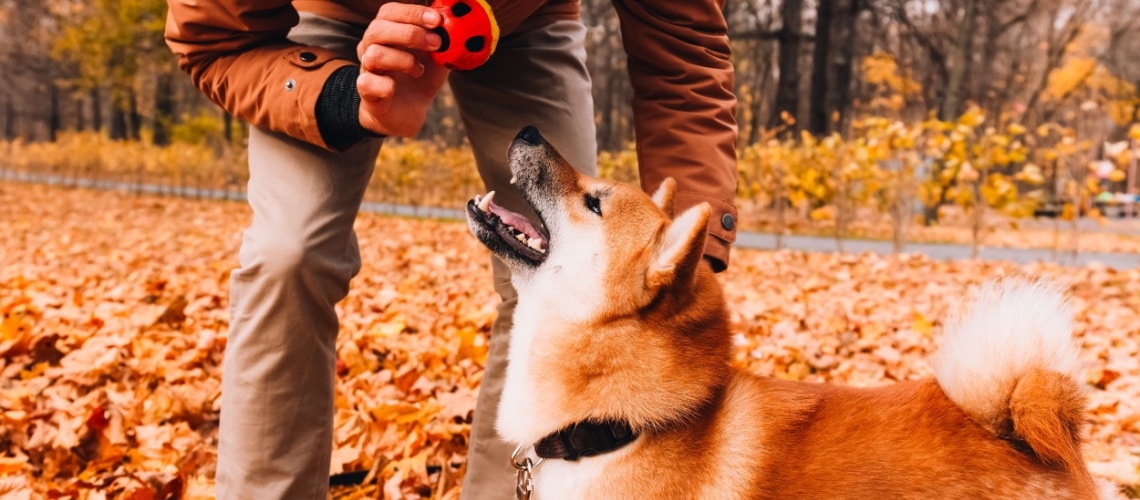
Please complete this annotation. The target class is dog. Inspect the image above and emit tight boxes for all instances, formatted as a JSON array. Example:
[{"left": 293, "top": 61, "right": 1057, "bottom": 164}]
[{"left": 465, "top": 126, "right": 1115, "bottom": 499}]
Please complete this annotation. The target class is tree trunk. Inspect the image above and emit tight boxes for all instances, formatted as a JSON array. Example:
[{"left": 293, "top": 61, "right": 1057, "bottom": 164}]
[
  {"left": 769, "top": 0, "right": 804, "bottom": 132},
  {"left": 600, "top": 49, "right": 616, "bottom": 151},
  {"left": 153, "top": 73, "right": 174, "bottom": 146},
  {"left": 1022, "top": 20, "right": 1084, "bottom": 126},
  {"left": 809, "top": 0, "right": 835, "bottom": 136},
  {"left": 831, "top": 0, "right": 859, "bottom": 134},
  {"left": 4, "top": 97, "right": 15, "bottom": 140},
  {"left": 75, "top": 97, "right": 85, "bottom": 132},
  {"left": 993, "top": 30, "right": 1024, "bottom": 120},
  {"left": 111, "top": 105, "right": 127, "bottom": 140},
  {"left": 128, "top": 88, "right": 142, "bottom": 141},
  {"left": 748, "top": 51, "right": 766, "bottom": 144},
  {"left": 975, "top": 7, "right": 999, "bottom": 116},
  {"left": 91, "top": 88, "right": 104, "bottom": 133},
  {"left": 49, "top": 82, "right": 60, "bottom": 142},
  {"left": 940, "top": 0, "right": 978, "bottom": 121},
  {"left": 223, "top": 111, "right": 234, "bottom": 144}
]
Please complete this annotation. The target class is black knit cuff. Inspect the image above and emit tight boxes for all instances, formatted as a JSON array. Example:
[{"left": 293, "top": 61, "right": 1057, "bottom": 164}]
[{"left": 315, "top": 65, "right": 383, "bottom": 150}]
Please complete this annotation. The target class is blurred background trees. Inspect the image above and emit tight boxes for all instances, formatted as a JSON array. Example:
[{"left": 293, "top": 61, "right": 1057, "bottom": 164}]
[
  {"left": 2, "top": 0, "right": 1139, "bottom": 244},
  {"left": 2, "top": 0, "right": 1136, "bottom": 148}
]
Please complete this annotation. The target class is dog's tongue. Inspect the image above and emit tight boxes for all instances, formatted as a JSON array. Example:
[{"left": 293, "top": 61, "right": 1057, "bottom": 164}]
[{"left": 476, "top": 192, "right": 544, "bottom": 241}]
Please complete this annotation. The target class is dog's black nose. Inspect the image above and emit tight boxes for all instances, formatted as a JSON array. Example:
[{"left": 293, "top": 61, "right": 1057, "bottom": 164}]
[{"left": 516, "top": 125, "right": 542, "bottom": 145}]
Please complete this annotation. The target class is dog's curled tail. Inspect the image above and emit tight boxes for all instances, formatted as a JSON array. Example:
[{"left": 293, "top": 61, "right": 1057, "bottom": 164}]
[{"left": 932, "top": 280, "right": 1086, "bottom": 469}]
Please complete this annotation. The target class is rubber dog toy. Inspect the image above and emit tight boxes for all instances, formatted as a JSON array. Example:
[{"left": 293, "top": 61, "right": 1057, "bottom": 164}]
[{"left": 429, "top": 0, "right": 499, "bottom": 71}]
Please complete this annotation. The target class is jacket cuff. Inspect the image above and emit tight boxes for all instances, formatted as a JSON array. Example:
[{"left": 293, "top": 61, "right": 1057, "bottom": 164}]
[
  {"left": 674, "top": 192, "right": 736, "bottom": 272},
  {"left": 704, "top": 236, "right": 730, "bottom": 273},
  {"left": 315, "top": 65, "right": 383, "bottom": 151}
]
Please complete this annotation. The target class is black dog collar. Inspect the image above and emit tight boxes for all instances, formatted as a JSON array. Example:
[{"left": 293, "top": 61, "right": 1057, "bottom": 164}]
[{"left": 533, "top": 420, "right": 638, "bottom": 461}]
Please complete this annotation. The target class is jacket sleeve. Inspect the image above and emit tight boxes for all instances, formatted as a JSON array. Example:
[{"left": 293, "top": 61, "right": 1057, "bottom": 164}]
[
  {"left": 611, "top": 0, "right": 739, "bottom": 270},
  {"left": 165, "top": 0, "right": 359, "bottom": 150}
]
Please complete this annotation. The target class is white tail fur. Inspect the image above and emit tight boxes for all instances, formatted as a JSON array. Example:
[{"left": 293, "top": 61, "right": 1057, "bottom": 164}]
[{"left": 931, "top": 280, "right": 1081, "bottom": 429}]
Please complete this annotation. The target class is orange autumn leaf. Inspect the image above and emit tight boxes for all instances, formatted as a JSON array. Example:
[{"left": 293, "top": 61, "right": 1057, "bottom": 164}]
[{"left": 911, "top": 312, "right": 934, "bottom": 337}]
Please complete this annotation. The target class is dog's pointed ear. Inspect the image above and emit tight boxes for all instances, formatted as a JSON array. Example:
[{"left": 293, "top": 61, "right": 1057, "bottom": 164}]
[
  {"left": 650, "top": 178, "right": 676, "bottom": 218},
  {"left": 648, "top": 202, "right": 710, "bottom": 288}
]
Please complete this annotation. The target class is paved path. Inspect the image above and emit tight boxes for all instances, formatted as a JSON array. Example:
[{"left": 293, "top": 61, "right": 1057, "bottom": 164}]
[
  {"left": 5, "top": 170, "right": 1138, "bottom": 270},
  {"left": 736, "top": 233, "right": 1140, "bottom": 269}
]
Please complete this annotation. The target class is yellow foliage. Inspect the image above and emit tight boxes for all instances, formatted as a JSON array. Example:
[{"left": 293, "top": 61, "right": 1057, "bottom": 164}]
[
  {"left": 1105, "top": 99, "right": 1138, "bottom": 126},
  {"left": 1044, "top": 57, "right": 1098, "bottom": 102},
  {"left": 952, "top": 186, "right": 974, "bottom": 207},
  {"left": 1040, "top": 23, "right": 1138, "bottom": 125},
  {"left": 980, "top": 174, "right": 1019, "bottom": 211},
  {"left": 2, "top": 109, "right": 1114, "bottom": 234},
  {"left": 371, "top": 140, "right": 484, "bottom": 208},
  {"left": 1061, "top": 203, "right": 1077, "bottom": 221},
  {"left": 862, "top": 51, "right": 923, "bottom": 111},
  {"left": 1015, "top": 164, "right": 1045, "bottom": 185},
  {"left": 918, "top": 183, "right": 943, "bottom": 208},
  {"left": 1085, "top": 176, "right": 1101, "bottom": 193},
  {"left": 957, "top": 106, "right": 986, "bottom": 128},
  {"left": 597, "top": 146, "right": 640, "bottom": 184},
  {"left": 956, "top": 163, "right": 980, "bottom": 183},
  {"left": 810, "top": 206, "right": 835, "bottom": 221},
  {"left": 4, "top": 132, "right": 247, "bottom": 188},
  {"left": 169, "top": 110, "right": 227, "bottom": 145},
  {"left": 735, "top": 109, "right": 1064, "bottom": 224}
]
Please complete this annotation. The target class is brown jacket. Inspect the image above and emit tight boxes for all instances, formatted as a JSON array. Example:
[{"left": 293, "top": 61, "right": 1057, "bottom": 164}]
[{"left": 165, "top": 0, "right": 739, "bottom": 267}]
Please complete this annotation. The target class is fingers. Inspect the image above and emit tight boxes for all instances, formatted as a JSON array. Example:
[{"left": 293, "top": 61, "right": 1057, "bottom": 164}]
[
  {"left": 358, "top": 4, "right": 442, "bottom": 57},
  {"left": 360, "top": 19, "right": 442, "bottom": 52},
  {"left": 377, "top": 2, "right": 441, "bottom": 28},
  {"left": 357, "top": 71, "right": 395, "bottom": 102},
  {"left": 361, "top": 44, "right": 424, "bottom": 77},
  {"left": 353, "top": 3, "right": 448, "bottom": 136}
]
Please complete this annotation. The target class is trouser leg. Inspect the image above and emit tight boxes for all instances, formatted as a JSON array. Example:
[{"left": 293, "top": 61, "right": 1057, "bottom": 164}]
[
  {"left": 215, "top": 14, "right": 380, "bottom": 500},
  {"left": 449, "top": 18, "right": 599, "bottom": 500}
]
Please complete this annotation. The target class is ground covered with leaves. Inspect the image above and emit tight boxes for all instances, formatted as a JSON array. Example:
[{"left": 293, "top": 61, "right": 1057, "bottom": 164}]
[{"left": 1, "top": 182, "right": 1138, "bottom": 498}]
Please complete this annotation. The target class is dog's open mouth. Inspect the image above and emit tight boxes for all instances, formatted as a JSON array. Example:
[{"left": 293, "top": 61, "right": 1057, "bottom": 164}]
[{"left": 467, "top": 191, "right": 549, "bottom": 264}]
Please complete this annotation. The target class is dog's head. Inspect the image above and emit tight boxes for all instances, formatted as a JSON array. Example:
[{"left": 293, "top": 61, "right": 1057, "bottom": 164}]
[
  {"left": 466, "top": 126, "right": 711, "bottom": 304},
  {"left": 466, "top": 127, "right": 730, "bottom": 441}
]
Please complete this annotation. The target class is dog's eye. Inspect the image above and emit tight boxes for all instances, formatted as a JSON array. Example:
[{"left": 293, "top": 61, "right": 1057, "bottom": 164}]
[{"left": 584, "top": 194, "right": 602, "bottom": 216}]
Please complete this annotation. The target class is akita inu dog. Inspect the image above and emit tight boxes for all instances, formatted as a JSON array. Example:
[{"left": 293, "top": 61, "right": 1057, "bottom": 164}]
[{"left": 465, "top": 126, "right": 1115, "bottom": 499}]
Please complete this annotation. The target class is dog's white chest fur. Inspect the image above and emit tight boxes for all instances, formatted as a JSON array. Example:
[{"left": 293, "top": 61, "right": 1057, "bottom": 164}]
[
  {"left": 495, "top": 288, "right": 596, "bottom": 445},
  {"left": 495, "top": 301, "right": 551, "bottom": 445},
  {"left": 531, "top": 447, "right": 631, "bottom": 500},
  {"left": 496, "top": 227, "right": 610, "bottom": 446}
]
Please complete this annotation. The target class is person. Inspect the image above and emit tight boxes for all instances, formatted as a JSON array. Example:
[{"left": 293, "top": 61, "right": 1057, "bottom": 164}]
[{"left": 164, "top": 0, "right": 739, "bottom": 498}]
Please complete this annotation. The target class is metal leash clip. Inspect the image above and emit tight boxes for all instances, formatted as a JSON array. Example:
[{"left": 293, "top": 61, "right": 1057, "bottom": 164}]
[{"left": 510, "top": 445, "right": 544, "bottom": 500}]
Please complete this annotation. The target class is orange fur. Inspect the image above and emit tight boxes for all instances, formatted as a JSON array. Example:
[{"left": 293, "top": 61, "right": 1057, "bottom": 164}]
[
  {"left": 470, "top": 129, "right": 1107, "bottom": 499},
  {"left": 1010, "top": 368, "right": 1088, "bottom": 470}
]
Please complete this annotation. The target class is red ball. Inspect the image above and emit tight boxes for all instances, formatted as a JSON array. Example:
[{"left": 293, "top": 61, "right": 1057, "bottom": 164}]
[{"left": 429, "top": 0, "right": 499, "bottom": 71}]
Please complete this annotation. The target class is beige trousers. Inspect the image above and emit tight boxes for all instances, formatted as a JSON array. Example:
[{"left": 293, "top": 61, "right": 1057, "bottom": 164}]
[{"left": 216, "top": 13, "right": 597, "bottom": 500}]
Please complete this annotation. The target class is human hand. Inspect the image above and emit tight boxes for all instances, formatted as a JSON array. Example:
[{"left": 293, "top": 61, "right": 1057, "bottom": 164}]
[{"left": 356, "top": 3, "right": 450, "bottom": 137}]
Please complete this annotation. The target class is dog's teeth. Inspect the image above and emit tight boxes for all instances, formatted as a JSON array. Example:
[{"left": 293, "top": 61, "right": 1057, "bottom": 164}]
[
  {"left": 478, "top": 191, "right": 495, "bottom": 212},
  {"left": 524, "top": 236, "right": 547, "bottom": 253},
  {"left": 516, "top": 232, "right": 527, "bottom": 243},
  {"left": 474, "top": 194, "right": 481, "bottom": 205},
  {"left": 509, "top": 175, "right": 517, "bottom": 185}
]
